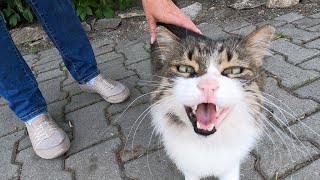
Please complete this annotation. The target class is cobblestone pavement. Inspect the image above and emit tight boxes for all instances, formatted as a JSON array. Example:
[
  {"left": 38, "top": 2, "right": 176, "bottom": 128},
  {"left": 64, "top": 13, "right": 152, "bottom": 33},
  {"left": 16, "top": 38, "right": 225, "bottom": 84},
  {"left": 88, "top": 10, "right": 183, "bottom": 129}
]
[{"left": 1, "top": 12, "right": 320, "bottom": 180}]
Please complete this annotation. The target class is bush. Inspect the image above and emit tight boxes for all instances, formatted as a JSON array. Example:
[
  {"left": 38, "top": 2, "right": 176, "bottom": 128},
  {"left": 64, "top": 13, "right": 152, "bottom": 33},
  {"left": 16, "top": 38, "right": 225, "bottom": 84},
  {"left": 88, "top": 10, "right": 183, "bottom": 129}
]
[{"left": 0, "top": 0, "right": 132, "bottom": 27}]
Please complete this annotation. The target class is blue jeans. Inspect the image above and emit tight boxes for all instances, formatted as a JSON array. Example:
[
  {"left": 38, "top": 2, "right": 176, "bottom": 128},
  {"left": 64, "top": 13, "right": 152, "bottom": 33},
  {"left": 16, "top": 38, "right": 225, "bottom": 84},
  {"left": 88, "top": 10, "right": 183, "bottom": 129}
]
[{"left": 0, "top": 0, "right": 99, "bottom": 122}]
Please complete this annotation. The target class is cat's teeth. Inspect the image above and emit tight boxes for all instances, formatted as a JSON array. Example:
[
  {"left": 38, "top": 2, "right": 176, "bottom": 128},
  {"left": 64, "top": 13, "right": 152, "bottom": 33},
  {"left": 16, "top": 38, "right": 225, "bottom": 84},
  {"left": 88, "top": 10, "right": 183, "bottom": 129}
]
[
  {"left": 192, "top": 105, "right": 197, "bottom": 114},
  {"left": 207, "top": 124, "right": 215, "bottom": 131},
  {"left": 216, "top": 106, "right": 222, "bottom": 117},
  {"left": 197, "top": 122, "right": 201, "bottom": 129}
]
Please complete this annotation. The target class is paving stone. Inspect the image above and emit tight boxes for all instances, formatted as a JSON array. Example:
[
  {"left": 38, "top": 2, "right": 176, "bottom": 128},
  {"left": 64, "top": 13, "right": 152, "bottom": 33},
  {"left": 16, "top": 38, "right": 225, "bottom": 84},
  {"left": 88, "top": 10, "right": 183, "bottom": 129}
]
[
  {"left": 93, "top": 18, "right": 121, "bottom": 30},
  {"left": 270, "top": 39, "right": 320, "bottom": 65},
  {"left": 256, "top": 20, "right": 286, "bottom": 28},
  {"left": 292, "top": 17, "right": 320, "bottom": 29},
  {"left": 276, "top": 24, "right": 320, "bottom": 42},
  {"left": 0, "top": 106, "right": 24, "bottom": 137},
  {"left": 0, "top": 131, "right": 24, "bottom": 180},
  {"left": 124, "top": 149, "right": 183, "bottom": 180},
  {"left": 310, "top": 12, "right": 320, "bottom": 19},
  {"left": 62, "top": 72, "right": 76, "bottom": 86},
  {"left": 36, "top": 68, "right": 64, "bottom": 82},
  {"left": 92, "top": 38, "right": 115, "bottom": 49},
  {"left": 202, "top": 25, "right": 230, "bottom": 40},
  {"left": 35, "top": 53, "right": 62, "bottom": 66},
  {"left": 107, "top": 76, "right": 149, "bottom": 115},
  {"left": 17, "top": 100, "right": 71, "bottom": 151},
  {"left": 63, "top": 83, "right": 82, "bottom": 97},
  {"left": 305, "top": 38, "right": 320, "bottom": 49},
  {"left": 254, "top": 128, "right": 319, "bottom": 179},
  {"left": 65, "top": 92, "right": 103, "bottom": 113},
  {"left": 263, "top": 55, "right": 319, "bottom": 89},
  {"left": 23, "top": 54, "right": 38, "bottom": 67},
  {"left": 65, "top": 101, "right": 117, "bottom": 155},
  {"left": 0, "top": 97, "right": 7, "bottom": 106},
  {"left": 39, "top": 77, "right": 67, "bottom": 104},
  {"left": 230, "top": 25, "right": 257, "bottom": 37},
  {"left": 99, "top": 59, "right": 135, "bottom": 80},
  {"left": 294, "top": 80, "right": 320, "bottom": 102},
  {"left": 95, "top": 52, "right": 123, "bottom": 64},
  {"left": 65, "top": 138, "right": 121, "bottom": 180},
  {"left": 33, "top": 60, "right": 60, "bottom": 73},
  {"left": 111, "top": 103, "right": 158, "bottom": 161},
  {"left": 274, "top": 12, "right": 304, "bottom": 23},
  {"left": 127, "top": 58, "right": 152, "bottom": 78},
  {"left": 263, "top": 78, "right": 318, "bottom": 125},
  {"left": 116, "top": 38, "right": 148, "bottom": 51},
  {"left": 181, "top": 2, "right": 202, "bottom": 20},
  {"left": 38, "top": 48, "right": 59, "bottom": 58},
  {"left": 222, "top": 21, "right": 251, "bottom": 32},
  {"left": 16, "top": 148, "right": 72, "bottom": 180},
  {"left": 307, "top": 24, "right": 320, "bottom": 32},
  {"left": 239, "top": 155, "right": 264, "bottom": 180},
  {"left": 299, "top": 57, "right": 320, "bottom": 71},
  {"left": 284, "top": 159, "right": 320, "bottom": 179},
  {"left": 290, "top": 112, "right": 320, "bottom": 146},
  {"left": 118, "top": 43, "right": 150, "bottom": 65}
]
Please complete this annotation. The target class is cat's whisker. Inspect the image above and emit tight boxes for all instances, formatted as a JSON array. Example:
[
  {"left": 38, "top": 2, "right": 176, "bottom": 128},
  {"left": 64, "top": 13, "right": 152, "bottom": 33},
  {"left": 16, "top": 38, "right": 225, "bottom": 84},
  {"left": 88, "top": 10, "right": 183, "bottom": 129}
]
[
  {"left": 245, "top": 98, "right": 313, "bottom": 160},
  {"left": 242, "top": 106, "right": 280, "bottom": 164},
  {"left": 129, "top": 96, "right": 175, "bottom": 156},
  {"left": 147, "top": 127, "right": 157, "bottom": 179}
]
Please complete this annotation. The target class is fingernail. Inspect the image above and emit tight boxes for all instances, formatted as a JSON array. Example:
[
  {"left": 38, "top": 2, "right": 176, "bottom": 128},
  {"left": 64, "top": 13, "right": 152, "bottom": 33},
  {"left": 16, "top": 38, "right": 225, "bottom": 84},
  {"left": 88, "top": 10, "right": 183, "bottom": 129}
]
[{"left": 150, "top": 36, "right": 155, "bottom": 44}]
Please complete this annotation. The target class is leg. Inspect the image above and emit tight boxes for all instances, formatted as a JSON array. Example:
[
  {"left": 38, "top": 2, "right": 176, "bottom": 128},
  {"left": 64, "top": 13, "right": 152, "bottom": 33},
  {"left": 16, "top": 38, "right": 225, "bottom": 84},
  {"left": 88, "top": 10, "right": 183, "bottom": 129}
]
[
  {"left": 27, "top": 0, "right": 130, "bottom": 103},
  {"left": 0, "top": 15, "right": 69, "bottom": 159},
  {"left": 219, "top": 164, "right": 240, "bottom": 180},
  {"left": 0, "top": 15, "right": 47, "bottom": 121}
]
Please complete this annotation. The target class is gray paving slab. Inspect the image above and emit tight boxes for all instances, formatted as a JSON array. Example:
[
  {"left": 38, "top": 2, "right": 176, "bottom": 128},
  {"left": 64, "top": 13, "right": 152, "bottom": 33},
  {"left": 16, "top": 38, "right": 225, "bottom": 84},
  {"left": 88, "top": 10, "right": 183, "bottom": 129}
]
[
  {"left": 299, "top": 57, "right": 320, "bottom": 71},
  {"left": 38, "top": 48, "right": 59, "bottom": 58},
  {"left": 294, "top": 80, "right": 320, "bottom": 102},
  {"left": 256, "top": 20, "right": 286, "bottom": 28},
  {"left": 305, "top": 38, "right": 320, "bottom": 49},
  {"left": 33, "top": 60, "right": 60, "bottom": 74},
  {"left": 292, "top": 17, "right": 320, "bottom": 29},
  {"left": 0, "top": 106, "right": 24, "bottom": 137},
  {"left": 276, "top": 24, "right": 320, "bottom": 42},
  {"left": 16, "top": 147, "right": 72, "bottom": 180},
  {"left": 0, "top": 131, "right": 24, "bottom": 180},
  {"left": 222, "top": 21, "right": 251, "bottom": 32},
  {"left": 254, "top": 129, "right": 319, "bottom": 179},
  {"left": 284, "top": 159, "right": 320, "bottom": 180},
  {"left": 118, "top": 43, "right": 150, "bottom": 65},
  {"left": 107, "top": 76, "right": 149, "bottom": 115},
  {"left": 263, "top": 78, "right": 318, "bottom": 125},
  {"left": 0, "top": 97, "right": 7, "bottom": 106},
  {"left": 35, "top": 54, "right": 62, "bottom": 66},
  {"left": 270, "top": 39, "right": 320, "bottom": 65},
  {"left": 99, "top": 59, "right": 136, "bottom": 80},
  {"left": 63, "top": 83, "right": 82, "bottom": 97},
  {"left": 263, "top": 54, "right": 319, "bottom": 89},
  {"left": 201, "top": 25, "right": 231, "bottom": 40},
  {"left": 111, "top": 103, "right": 158, "bottom": 162},
  {"left": 38, "top": 77, "right": 67, "bottom": 104},
  {"left": 230, "top": 25, "right": 257, "bottom": 37},
  {"left": 274, "top": 12, "right": 305, "bottom": 23},
  {"left": 310, "top": 12, "right": 320, "bottom": 19},
  {"left": 127, "top": 58, "right": 152, "bottom": 78},
  {"left": 23, "top": 54, "right": 38, "bottom": 67},
  {"left": 65, "top": 101, "right": 117, "bottom": 155},
  {"left": 65, "top": 92, "right": 103, "bottom": 113},
  {"left": 307, "top": 24, "right": 320, "bottom": 32},
  {"left": 95, "top": 52, "right": 123, "bottom": 64},
  {"left": 36, "top": 68, "right": 65, "bottom": 82},
  {"left": 289, "top": 112, "right": 320, "bottom": 146},
  {"left": 65, "top": 138, "right": 122, "bottom": 180}
]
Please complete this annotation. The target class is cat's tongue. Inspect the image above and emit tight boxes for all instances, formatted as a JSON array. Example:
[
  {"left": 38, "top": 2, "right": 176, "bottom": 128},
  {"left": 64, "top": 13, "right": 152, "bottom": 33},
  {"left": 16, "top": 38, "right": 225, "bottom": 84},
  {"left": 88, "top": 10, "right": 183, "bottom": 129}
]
[{"left": 195, "top": 103, "right": 217, "bottom": 131}]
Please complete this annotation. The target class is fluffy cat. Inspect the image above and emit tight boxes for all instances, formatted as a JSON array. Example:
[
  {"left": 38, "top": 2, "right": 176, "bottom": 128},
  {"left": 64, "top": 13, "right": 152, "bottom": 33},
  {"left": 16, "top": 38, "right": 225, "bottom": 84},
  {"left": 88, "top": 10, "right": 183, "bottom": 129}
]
[{"left": 150, "top": 24, "right": 275, "bottom": 180}]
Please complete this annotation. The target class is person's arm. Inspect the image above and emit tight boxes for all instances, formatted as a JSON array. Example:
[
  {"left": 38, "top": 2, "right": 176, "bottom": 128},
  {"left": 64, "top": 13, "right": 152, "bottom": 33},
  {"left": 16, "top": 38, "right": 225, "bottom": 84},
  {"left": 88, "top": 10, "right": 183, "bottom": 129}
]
[{"left": 142, "top": 0, "right": 202, "bottom": 44}]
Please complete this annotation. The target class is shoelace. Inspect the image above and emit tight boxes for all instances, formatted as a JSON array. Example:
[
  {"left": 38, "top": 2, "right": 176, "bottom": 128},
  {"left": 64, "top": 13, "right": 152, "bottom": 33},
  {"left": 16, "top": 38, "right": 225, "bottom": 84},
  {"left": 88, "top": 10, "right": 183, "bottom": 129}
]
[{"left": 33, "top": 121, "right": 58, "bottom": 148}]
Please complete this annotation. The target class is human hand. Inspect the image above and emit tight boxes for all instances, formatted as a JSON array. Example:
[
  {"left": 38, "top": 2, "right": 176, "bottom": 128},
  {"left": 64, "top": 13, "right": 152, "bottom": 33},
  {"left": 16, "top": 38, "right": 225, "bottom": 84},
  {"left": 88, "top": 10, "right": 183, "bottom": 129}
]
[{"left": 142, "top": 0, "right": 202, "bottom": 44}]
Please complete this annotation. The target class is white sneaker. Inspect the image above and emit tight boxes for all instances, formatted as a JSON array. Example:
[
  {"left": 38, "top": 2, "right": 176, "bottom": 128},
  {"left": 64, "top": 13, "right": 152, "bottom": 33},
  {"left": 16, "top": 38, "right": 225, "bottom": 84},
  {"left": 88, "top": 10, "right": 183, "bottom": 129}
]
[
  {"left": 26, "top": 114, "right": 70, "bottom": 159},
  {"left": 79, "top": 74, "right": 130, "bottom": 103}
]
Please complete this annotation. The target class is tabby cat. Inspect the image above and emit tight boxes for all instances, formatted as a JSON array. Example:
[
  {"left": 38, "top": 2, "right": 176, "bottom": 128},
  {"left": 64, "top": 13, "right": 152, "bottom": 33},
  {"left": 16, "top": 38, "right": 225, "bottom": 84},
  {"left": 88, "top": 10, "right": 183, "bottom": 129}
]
[{"left": 150, "top": 24, "right": 275, "bottom": 180}]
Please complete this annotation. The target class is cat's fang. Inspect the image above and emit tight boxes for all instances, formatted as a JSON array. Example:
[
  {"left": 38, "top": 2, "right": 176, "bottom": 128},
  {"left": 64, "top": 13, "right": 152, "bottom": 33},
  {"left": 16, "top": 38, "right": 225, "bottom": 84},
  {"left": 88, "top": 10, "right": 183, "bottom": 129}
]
[{"left": 216, "top": 106, "right": 222, "bottom": 117}]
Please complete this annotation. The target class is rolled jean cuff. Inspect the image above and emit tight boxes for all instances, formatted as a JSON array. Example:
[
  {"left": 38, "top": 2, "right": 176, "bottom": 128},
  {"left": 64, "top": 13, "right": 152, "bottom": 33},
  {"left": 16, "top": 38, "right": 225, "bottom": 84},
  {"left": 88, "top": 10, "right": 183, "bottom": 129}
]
[
  {"left": 20, "top": 107, "right": 48, "bottom": 122},
  {"left": 78, "top": 70, "right": 100, "bottom": 84}
]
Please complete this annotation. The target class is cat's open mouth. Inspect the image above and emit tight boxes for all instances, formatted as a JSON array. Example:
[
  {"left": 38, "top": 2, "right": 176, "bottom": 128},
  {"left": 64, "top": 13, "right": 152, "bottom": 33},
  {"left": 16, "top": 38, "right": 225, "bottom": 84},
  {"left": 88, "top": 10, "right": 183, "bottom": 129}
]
[{"left": 185, "top": 103, "right": 227, "bottom": 136}]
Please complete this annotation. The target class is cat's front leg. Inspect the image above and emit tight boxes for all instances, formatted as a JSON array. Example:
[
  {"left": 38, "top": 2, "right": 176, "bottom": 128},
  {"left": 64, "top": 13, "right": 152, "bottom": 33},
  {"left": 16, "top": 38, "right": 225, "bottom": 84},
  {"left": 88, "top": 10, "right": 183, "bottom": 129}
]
[{"left": 219, "top": 164, "right": 240, "bottom": 180}]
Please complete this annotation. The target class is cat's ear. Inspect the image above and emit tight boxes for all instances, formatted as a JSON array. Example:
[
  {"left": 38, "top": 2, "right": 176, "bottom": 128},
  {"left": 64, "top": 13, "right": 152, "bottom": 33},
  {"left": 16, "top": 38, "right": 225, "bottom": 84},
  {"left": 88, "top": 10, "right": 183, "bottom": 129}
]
[
  {"left": 240, "top": 25, "right": 276, "bottom": 66},
  {"left": 154, "top": 26, "right": 181, "bottom": 60}
]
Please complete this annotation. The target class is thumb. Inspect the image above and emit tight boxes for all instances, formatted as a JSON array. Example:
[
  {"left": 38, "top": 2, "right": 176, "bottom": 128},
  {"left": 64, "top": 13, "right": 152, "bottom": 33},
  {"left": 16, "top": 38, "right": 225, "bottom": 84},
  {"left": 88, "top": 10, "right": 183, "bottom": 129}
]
[{"left": 146, "top": 16, "right": 157, "bottom": 44}]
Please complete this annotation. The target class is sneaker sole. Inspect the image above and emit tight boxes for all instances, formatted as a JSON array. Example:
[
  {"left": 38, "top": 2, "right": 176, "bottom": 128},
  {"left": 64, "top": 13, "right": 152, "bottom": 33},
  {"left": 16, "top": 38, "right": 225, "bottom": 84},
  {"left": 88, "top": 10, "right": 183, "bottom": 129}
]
[
  {"left": 105, "top": 87, "right": 130, "bottom": 103},
  {"left": 35, "top": 133, "right": 70, "bottom": 159}
]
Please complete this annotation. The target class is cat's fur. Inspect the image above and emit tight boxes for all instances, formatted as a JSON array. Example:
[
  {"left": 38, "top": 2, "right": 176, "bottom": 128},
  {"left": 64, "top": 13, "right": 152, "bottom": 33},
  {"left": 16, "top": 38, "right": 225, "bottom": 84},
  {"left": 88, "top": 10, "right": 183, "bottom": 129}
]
[{"left": 150, "top": 24, "right": 275, "bottom": 180}]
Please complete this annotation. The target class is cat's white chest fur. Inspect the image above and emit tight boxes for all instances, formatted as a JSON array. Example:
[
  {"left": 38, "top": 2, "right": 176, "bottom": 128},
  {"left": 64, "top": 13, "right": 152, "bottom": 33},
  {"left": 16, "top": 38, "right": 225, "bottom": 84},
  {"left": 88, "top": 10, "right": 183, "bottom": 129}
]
[{"left": 151, "top": 104, "right": 260, "bottom": 180}]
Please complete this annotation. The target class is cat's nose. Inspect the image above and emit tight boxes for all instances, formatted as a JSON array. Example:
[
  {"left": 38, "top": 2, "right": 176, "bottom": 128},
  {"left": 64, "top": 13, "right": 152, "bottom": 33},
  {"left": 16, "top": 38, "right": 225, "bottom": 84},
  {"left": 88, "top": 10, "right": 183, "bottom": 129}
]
[{"left": 198, "top": 79, "right": 219, "bottom": 102}]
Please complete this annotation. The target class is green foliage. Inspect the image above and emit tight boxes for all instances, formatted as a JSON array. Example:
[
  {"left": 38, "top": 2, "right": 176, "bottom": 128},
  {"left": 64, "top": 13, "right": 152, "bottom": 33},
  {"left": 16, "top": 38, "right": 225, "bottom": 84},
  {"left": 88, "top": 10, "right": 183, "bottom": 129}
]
[{"left": 0, "top": 0, "right": 132, "bottom": 27}]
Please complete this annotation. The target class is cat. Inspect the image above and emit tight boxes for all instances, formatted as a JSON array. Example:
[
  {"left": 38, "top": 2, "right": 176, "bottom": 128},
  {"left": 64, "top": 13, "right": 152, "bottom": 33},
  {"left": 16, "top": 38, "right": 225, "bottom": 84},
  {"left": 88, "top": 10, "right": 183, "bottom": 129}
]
[{"left": 149, "top": 24, "right": 275, "bottom": 180}]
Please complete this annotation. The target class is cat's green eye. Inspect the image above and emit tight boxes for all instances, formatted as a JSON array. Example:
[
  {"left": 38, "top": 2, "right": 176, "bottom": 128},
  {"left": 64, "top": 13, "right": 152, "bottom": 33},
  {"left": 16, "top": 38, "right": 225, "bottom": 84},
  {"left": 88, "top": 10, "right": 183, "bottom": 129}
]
[
  {"left": 178, "top": 65, "right": 195, "bottom": 74},
  {"left": 222, "top": 67, "right": 242, "bottom": 75}
]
